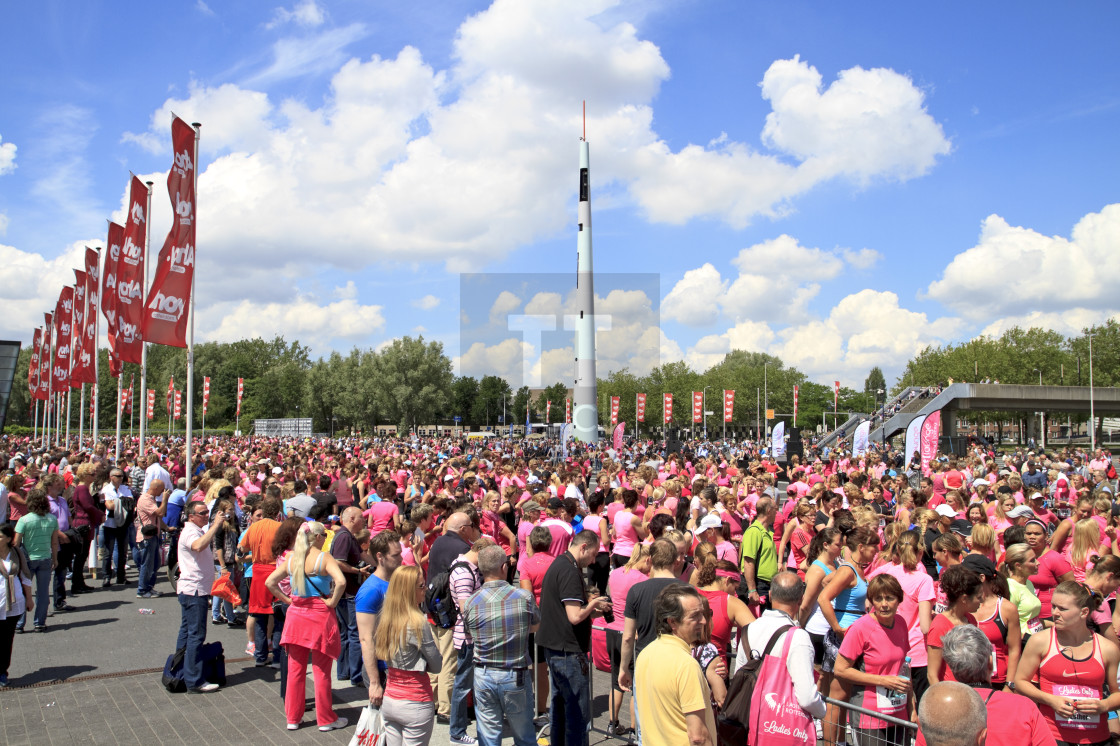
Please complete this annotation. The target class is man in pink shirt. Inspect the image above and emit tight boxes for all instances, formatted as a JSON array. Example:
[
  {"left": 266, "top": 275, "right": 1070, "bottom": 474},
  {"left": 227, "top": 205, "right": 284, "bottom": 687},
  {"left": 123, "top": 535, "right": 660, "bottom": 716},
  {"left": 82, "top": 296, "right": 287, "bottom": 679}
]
[{"left": 539, "top": 497, "right": 575, "bottom": 557}]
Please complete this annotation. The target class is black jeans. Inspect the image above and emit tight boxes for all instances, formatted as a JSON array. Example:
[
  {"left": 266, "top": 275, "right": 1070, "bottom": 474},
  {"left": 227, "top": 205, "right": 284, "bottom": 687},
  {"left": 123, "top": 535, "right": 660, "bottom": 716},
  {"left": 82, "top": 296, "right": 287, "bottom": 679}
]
[
  {"left": 53, "top": 539, "right": 75, "bottom": 605},
  {"left": 102, "top": 525, "right": 129, "bottom": 583},
  {"left": 71, "top": 526, "right": 93, "bottom": 591},
  {"left": 0, "top": 616, "right": 17, "bottom": 677}
]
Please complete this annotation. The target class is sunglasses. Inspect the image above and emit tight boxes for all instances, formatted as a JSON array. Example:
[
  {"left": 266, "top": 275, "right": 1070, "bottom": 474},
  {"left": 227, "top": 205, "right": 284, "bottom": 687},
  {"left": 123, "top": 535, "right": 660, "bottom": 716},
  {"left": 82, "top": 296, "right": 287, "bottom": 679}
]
[{"left": 191, "top": 510, "right": 209, "bottom": 517}]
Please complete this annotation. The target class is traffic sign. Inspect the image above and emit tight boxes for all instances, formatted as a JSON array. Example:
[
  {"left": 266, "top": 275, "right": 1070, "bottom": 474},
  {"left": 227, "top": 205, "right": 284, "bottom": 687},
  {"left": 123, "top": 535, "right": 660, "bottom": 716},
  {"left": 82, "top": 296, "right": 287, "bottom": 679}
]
[{"left": 766, "top": 409, "right": 775, "bottom": 419}]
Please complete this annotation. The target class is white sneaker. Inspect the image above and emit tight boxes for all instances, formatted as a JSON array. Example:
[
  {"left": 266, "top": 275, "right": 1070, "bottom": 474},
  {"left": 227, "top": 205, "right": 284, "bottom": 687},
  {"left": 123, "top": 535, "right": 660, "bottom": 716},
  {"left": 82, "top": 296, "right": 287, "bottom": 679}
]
[
  {"left": 191, "top": 682, "right": 220, "bottom": 693},
  {"left": 319, "top": 717, "right": 348, "bottom": 732},
  {"left": 287, "top": 723, "right": 299, "bottom": 731},
  {"left": 450, "top": 735, "right": 478, "bottom": 745}
]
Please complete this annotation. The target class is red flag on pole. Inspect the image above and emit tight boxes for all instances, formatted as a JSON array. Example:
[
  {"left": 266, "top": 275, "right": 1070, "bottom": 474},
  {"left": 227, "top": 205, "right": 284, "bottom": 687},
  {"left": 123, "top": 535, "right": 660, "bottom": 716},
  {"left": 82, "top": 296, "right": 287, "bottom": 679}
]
[
  {"left": 29, "top": 328, "right": 41, "bottom": 396},
  {"left": 103, "top": 222, "right": 125, "bottom": 378},
  {"left": 119, "top": 386, "right": 129, "bottom": 415},
  {"left": 166, "top": 376, "right": 175, "bottom": 416},
  {"left": 692, "top": 391, "right": 703, "bottom": 423},
  {"left": 203, "top": 376, "right": 210, "bottom": 415},
  {"left": 127, "top": 373, "right": 135, "bottom": 413},
  {"left": 793, "top": 385, "right": 799, "bottom": 422},
  {"left": 564, "top": 398, "right": 571, "bottom": 424},
  {"left": 116, "top": 176, "right": 149, "bottom": 363},
  {"left": 39, "top": 313, "right": 53, "bottom": 400},
  {"left": 724, "top": 390, "right": 735, "bottom": 422},
  {"left": 71, "top": 274, "right": 86, "bottom": 389},
  {"left": 236, "top": 378, "right": 244, "bottom": 416},
  {"left": 545, "top": 400, "right": 551, "bottom": 424},
  {"left": 834, "top": 380, "right": 840, "bottom": 412},
  {"left": 143, "top": 117, "right": 197, "bottom": 347},
  {"left": 663, "top": 393, "right": 673, "bottom": 424},
  {"left": 91, "top": 387, "right": 96, "bottom": 417},
  {"left": 147, "top": 390, "right": 155, "bottom": 419},
  {"left": 52, "top": 287, "right": 74, "bottom": 391},
  {"left": 610, "top": 396, "right": 620, "bottom": 426},
  {"left": 72, "top": 248, "right": 100, "bottom": 384},
  {"left": 636, "top": 393, "right": 646, "bottom": 422},
  {"left": 174, "top": 389, "right": 182, "bottom": 420}
]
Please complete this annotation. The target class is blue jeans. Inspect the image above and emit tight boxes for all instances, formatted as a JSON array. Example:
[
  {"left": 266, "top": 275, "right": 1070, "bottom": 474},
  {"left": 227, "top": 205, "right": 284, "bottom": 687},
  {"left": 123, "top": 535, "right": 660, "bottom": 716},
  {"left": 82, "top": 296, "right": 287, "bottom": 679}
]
[
  {"left": 450, "top": 643, "right": 475, "bottom": 739},
  {"left": 27, "top": 558, "right": 52, "bottom": 629},
  {"left": 334, "top": 594, "right": 363, "bottom": 684},
  {"left": 176, "top": 594, "right": 210, "bottom": 689},
  {"left": 475, "top": 665, "right": 536, "bottom": 746},
  {"left": 543, "top": 649, "right": 590, "bottom": 746},
  {"left": 251, "top": 612, "right": 273, "bottom": 663},
  {"left": 136, "top": 537, "right": 159, "bottom": 594}
]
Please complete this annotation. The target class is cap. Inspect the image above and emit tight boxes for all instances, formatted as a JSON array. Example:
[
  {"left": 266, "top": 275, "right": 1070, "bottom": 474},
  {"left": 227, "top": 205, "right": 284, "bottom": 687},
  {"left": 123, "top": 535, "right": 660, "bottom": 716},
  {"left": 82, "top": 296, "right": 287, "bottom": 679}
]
[
  {"left": 698, "top": 514, "right": 723, "bottom": 532},
  {"left": 547, "top": 497, "right": 563, "bottom": 510},
  {"left": 1029, "top": 491, "right": 1045, "bottom": 501},
  {"left": 949, "top": 519, "right": 972, "bottom": 537},
  {"left": 271, "top": 466, "right": 282, "bottom": 475},
  {"left": 972, "top": 478, "right": 989, "bottom": 488},
  {"left": 1007, "top": 505, "right": 1035, "bottom": 519},
  {"left": 933, "top": 504, "right": 956, "bottom": 518},
  {"left": 961, "top": 553, "right": 997, "bottom": 579}
]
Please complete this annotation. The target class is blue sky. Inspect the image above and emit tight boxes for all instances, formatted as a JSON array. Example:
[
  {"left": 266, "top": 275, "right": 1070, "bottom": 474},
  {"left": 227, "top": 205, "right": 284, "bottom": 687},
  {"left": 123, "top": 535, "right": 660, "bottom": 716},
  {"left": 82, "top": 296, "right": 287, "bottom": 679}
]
[{"left": 2, "top": 0, "right": 1118, "bottom": 390}]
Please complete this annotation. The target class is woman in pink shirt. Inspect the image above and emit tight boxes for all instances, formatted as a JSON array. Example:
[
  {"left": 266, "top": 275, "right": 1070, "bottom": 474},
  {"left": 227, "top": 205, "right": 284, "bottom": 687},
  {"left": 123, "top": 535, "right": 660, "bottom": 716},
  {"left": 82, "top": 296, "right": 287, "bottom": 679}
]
[
  {"left": 610, "top": 489, "right": 648, "bottom": 568},
  {"left": 867, "top": 530, "right": 935, "bottom": 699},
  {"left": 605, "top": 545, "right": 649, "bottom": 734}
]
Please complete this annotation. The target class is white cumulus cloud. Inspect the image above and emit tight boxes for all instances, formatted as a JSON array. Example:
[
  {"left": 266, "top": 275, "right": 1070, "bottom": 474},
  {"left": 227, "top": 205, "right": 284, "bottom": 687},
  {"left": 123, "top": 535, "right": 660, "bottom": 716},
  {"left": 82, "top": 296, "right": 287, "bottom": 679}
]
[
  {"left": 412, "top": 294, "right": 441, "bottom": 310},
  {"left": 0, "top": 134, "right": 16, "bottom": 175},
  {"left": 266, "top": 0, "right": 326, "bottom": 29}
]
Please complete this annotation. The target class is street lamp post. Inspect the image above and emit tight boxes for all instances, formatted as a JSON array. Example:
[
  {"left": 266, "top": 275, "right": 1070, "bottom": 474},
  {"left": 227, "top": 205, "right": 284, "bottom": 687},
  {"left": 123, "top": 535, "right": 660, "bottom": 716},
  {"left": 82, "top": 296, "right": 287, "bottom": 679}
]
[
  {"left": 1033, "top": 368, "right": 1045, "bottom": 449},
  {"left": 703, "top": 385, "right": 711, "bottom": 441}
]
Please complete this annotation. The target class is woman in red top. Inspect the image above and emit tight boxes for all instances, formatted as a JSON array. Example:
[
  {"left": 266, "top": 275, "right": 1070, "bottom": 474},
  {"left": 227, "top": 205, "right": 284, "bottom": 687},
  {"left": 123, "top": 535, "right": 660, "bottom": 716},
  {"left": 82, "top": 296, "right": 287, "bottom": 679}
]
[
  {"left": 1025, "top": 518, "right": 1076, "bottom": 622},
  {"left": 69, "top": 463, "right": 105, "bottom": 594},
  {"left": 926, "top": 564, "right": 983, "bottom": 685},
  {"left": 963, "top": 553, "right": 1021, "bottom": 690},
  {"left": 694, "top": 553, "right": 755, "bottom": 671},
  {"left": 1016, "top": 581, "right": 1120, "bottom": 746}
]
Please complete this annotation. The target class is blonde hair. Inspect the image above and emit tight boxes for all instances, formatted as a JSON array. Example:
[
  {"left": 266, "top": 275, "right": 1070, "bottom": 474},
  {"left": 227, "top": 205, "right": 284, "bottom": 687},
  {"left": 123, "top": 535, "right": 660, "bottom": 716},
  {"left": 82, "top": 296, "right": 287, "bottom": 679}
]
[
  {"left": 373, "top": 565, "right": 428, "bottom": 662},
  {"left": 1071, "top": 518, "right": 1101, "bottom": 569},
  {"left": 969, "top": 523, "right": 997, "bottom": 554},
  {"left": 205, "top": 479, "right": 231, "bottom": 505},
  {"left": 289, "top": 521, "right": 326, "bottom": 596},
  {"left": 892, "top": 530, "right": 923, "bottom": 572},
  {"left": 624, "top": 543, "right": 650, "bottom": 571}
]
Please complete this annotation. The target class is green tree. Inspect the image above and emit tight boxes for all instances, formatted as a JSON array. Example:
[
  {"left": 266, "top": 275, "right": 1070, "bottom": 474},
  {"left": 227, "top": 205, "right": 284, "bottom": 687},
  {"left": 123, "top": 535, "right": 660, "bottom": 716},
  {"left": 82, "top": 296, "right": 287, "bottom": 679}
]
[
  {"left": 374, "top": 336, "right": 453, "bottom": 432},
  {"left": 450, "top": 376, "right": 479, "bottom": 424},
  {"left": 472, "top": 375, "right": 510, "bottom": 427},
  {"left": 538, "top": 382, "right": 570, "bottom": 424}
]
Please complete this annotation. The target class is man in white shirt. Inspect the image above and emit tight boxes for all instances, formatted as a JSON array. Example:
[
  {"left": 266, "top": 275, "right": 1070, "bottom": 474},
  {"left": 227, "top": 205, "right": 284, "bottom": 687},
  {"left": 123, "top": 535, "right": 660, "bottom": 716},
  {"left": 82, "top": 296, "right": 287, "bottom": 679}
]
[
  {"left": 100, "top": 468, "right": 133, "bottom": 587},
  {"left": 142, "top": 454, "right": 173, "bottom": 496},
  {"left": 735, "top": 570, "right": 826, "bottom": 722}
]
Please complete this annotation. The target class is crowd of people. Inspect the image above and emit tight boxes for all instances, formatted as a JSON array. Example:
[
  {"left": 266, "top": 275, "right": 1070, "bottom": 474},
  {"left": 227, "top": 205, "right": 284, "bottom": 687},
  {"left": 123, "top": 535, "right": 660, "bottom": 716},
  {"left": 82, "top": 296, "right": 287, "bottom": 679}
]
[{"left": 1, "top": 431, "right": 1118, "bottom": 746}]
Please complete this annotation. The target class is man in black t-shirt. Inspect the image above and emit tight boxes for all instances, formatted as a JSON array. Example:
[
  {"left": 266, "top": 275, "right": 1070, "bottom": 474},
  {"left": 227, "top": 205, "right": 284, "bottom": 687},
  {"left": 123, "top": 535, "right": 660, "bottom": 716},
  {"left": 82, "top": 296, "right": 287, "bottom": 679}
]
[
  {"left": 536, "top": 530, "right": 611, "bottom": 746},
  {"left": 426, "top": 511, "right": 478, "bottom": 723},
  {"left": 618, "top": 538, "right": 685, "bottom": 693},
  {"left": 310, "top": 474, "right": 337, "bottom": 521}
]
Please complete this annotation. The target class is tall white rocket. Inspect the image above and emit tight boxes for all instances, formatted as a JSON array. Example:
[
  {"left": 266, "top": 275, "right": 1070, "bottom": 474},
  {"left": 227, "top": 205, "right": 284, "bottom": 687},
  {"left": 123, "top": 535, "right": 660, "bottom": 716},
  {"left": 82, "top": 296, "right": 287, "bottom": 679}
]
[{"left": 572, "top": 122, "right": 599, "bottom": 444}]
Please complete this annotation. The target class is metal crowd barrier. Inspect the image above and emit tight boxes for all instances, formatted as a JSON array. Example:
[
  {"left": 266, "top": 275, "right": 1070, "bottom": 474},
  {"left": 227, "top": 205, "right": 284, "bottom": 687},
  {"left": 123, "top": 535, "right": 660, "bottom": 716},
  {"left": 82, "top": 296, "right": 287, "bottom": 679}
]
[{"left": 820, "top": 696, "right": 918, "bottom": 746}]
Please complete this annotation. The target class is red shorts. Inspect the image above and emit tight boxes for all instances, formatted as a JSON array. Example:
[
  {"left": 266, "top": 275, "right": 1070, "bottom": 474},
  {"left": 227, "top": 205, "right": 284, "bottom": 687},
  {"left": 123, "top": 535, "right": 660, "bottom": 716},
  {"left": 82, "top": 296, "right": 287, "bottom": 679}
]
[{"left": 249, "top": 563, "right": 276, "bottom": 614}]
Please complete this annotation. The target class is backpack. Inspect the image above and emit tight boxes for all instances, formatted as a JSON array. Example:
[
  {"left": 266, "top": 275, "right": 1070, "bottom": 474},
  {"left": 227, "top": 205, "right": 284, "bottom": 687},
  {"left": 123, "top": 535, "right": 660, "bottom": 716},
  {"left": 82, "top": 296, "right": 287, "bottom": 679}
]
[
  {"left": 716, "top": 624, "right": 792, "bottom": 746},
  {"left": 163, "top": 643, "right": 225, "bottom": 693},
  {"left": 111, "top": 489, "right": 136, "bottom": 525},
  {"left": 162, "top": 649, "right": 187, "bottom": 693},
  {"left": 425, "top": 559, "right": 477, "bottom": 630}
]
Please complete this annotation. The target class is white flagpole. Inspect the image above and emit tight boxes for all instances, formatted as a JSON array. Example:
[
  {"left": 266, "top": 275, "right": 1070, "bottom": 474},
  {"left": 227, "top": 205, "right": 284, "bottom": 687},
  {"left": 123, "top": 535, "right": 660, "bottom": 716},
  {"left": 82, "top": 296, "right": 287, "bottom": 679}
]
[
  {"left": 45, "top": 328, "right": 53, "bottom": 450},
  {"left": 65, "top": 388, "right": 71, "bottom": 445},
  {"left": 93, "top": 246, "right": 102, "bottom": 447},
  {"left": 139, "top": 181, "right": 153, "bottom": 459},
  {"left": 114, "top": 375, "right": 122, "bottom": 461},
  {"left": 185, "top": 122, "right": 200, "bottom": 487},
  {"left": 78, "top": 383, "right": 85, "bottom": 446},
  {"left": 33, "top": 399, "right": 39, "bottom": 441}
]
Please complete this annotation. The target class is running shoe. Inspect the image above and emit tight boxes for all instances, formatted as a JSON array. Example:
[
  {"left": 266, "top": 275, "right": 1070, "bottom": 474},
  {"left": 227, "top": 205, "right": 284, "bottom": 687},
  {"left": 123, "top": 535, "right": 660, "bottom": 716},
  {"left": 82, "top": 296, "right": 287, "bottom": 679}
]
[
  {"left": 318, "top": 717, "right": 348, "bottom": 732},
  {"left": 245, "top": 642, "right": 255, "bottom": 655}
]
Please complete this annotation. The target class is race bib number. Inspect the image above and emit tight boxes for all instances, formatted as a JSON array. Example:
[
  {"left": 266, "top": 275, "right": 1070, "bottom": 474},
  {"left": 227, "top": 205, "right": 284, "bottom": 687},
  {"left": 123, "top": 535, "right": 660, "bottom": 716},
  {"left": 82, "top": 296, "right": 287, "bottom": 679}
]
[
  {"left": 1027, "top": 616, "right": 1044, "bottom": 634},
  {"left": 1053, "top": 684, "right": 1101, "bottom": 729},
  {"left": 991, "top": 649, "right": 998, "bottom": 676},
  {"left": 875, "top": 685, "right": 907, "bottom": 716}
]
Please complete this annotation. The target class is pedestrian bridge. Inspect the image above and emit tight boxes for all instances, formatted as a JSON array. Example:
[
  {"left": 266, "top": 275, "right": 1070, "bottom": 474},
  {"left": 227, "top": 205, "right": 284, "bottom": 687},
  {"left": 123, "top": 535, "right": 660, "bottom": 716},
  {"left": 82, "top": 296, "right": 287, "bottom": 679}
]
[{"left": 870, "top": 382, "right": 1120, "bottom": 442}]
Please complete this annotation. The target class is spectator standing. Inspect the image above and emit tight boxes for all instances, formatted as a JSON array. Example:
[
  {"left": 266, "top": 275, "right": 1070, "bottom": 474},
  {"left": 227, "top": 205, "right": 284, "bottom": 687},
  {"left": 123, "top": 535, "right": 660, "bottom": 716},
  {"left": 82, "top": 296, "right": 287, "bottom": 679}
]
[
  {"left": 0, "top": 523, "right": 32, "bottom": 687},
  {"left": 134, "top": 479, "right": 169, "bottom": 598},
  {"left": 917, "top": 682, "right": 987, "bottom": 746},
  {"left": 176, "top": 499, "right": 224, "bottom": 693},
  {"left": 331, "top": 506, "right": 371, "bottom": 687},
  {"left": 633, "top": 583, "right": 716, "bottom": 746},
  {"left": 356, "top": 531, "right": 404, "bottom": 705},
  {"left": 68, "top": 463, "right": 104, "bottom": 595},
  {"left": 463, "top": 545, "right": 541, "bottom": 746},
  {"left": 447, "top": 536, "right": 489, "bottom": 746},
  {"left": 426, "top": 511, "right": 477, "bottom": 723},
  {"left": 536, "top": 529, "right": 611, "bottom": 746},
  {"left": 239, "top": 496, "right": 282, "bottom": 667},
  {"left": 739, "top": 496, "right": 778, "bottom": 613},
  {"left": 99, "top": 468, "right": 131, "bottom": 587},
  {"left": 13, "top": 489, "right": 57, "bottom": 633}
]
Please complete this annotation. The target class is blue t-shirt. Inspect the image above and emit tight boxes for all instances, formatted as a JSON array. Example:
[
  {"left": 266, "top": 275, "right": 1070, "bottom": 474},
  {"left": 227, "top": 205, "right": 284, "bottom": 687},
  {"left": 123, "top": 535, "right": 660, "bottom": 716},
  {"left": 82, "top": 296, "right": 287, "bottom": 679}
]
[
  {"left": 355, "top": 574, "right": 390, "bottom": 671},
  {"left": 166, "top": 489, "right": 188, "bottom": 529}
]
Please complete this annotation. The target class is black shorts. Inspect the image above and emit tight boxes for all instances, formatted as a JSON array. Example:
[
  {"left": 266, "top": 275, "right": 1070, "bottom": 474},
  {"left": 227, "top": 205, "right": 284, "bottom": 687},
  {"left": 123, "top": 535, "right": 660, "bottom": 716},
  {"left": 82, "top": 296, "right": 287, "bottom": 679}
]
[
  {"left": 808, "top": 631, "right": 826, "bottom": 666},
  {"left": 606, "top": 628, "right": 626, "bottom": 691}
]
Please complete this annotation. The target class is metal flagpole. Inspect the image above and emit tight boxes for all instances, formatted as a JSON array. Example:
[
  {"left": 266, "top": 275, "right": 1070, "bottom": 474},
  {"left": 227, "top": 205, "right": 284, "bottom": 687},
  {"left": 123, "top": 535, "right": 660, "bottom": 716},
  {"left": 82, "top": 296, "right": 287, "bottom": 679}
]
[
  {"left": 78, "top": 384, "right": 85, "bottom": 447},
  {"left": 139, "top": 181, "right": 152, "bottom": 459},
  {"left": 184, "top": 122, "right": 200, "bottom": 486},
  {"left": 92, "top": 249, "right": 101, "bottom": 447},
  {"left": 114, "top": 375, "right": 122, "bottom": 461},
  {"left": 1089, "top": 331, "right": 1096, "bottom": 453},
  {"left": 65, "top": 388, "right": 71, "bottom": 445},
  {"left": 33, "top": 400, "right": 39, "bottom": 441}
]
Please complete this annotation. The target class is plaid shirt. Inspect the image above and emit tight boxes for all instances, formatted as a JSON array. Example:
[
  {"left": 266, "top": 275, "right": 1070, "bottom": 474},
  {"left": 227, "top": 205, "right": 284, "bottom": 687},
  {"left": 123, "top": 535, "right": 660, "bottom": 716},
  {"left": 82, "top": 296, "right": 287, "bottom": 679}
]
[{"left": 462, "top": 580, "right": 540, "bottom": 670}]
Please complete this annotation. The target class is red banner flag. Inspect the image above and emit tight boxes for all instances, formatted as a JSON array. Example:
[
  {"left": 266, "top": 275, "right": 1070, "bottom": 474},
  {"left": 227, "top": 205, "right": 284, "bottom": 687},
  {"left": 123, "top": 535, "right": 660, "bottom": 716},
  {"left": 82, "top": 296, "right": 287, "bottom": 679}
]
[
  {"left": 143, "top": 117, "right": 197, "bottom": 348},
  {"left": 663, "top": 393, "right": 673, "bottom": 424},
  {"left": 103, "top": 222, "right": 125, "bottom": 378},
  {"left": 52, "top": 287, "right": 74, "bottom": 391},
  {"left": 119, "top": 387, "right": 129, "bottom": 414},
  {"left": 834, "top": 380, "right": 840, "bottom": 411},
  {"left": 610, "top": 396, "right": 620, "bottom": 426},
  {"left": 29, "top": 328, "right": 41, "bottom": 396},
  {"left": 72, "top": 248, "right": 100, "bottom": 384},
  {"left": 90, "top": 387, "right": 96, "bottom": 417},
  {"left": 724, "top": 390, "right": 735, "bottom": 422},
  {"left": 114, "top": 176, "right": 149, "bottom": 363},
  {"left": 147, "top": 390, "right": 155, "bottom": 419},
  {"left": 636, "top": 393, "right": 646, "bottom": 422},
  {"left": 564, "top": 397, "right": 571, "bottom": 424},
  {"left": 793, "top": 385, "right": 799, "bottom": 422},
  {"left": 236, "top": 378, "right": 244, "bottom": 416},
  {"left": 127, "top": 374, "right": 135, "bottom": 413},
  {"left": 691, "top": 391, "right": 702, "bottom": 423},
  {"left": 174, "top": 389, "right": 182, "bottom": 420},
  {"left": 39, "top": 313, "right": 53, "bottom": 400},
  {"left": 203, "top": 376, "right": 210, "bottom": 415},
  {"left": 545, "top": 400, "right": 551, "bottom": 424}
]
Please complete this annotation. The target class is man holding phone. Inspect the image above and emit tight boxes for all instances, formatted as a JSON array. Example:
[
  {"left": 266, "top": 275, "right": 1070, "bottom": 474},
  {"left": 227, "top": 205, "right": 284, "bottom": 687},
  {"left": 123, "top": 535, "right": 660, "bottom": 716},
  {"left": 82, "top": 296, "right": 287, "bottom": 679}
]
[{"left": 177, "top": 499, "right": 225, "bottom": 693}]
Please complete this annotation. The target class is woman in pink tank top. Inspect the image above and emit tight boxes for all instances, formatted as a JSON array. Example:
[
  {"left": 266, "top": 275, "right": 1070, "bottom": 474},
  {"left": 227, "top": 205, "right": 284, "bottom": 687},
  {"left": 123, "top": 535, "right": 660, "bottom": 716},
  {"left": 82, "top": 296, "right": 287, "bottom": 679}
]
[
  {"left": 610, "top": 489, "right": 647, "bottom": 568},
  {"left": 1015, "top": 580, "right": 1120, "bottom": 745}
]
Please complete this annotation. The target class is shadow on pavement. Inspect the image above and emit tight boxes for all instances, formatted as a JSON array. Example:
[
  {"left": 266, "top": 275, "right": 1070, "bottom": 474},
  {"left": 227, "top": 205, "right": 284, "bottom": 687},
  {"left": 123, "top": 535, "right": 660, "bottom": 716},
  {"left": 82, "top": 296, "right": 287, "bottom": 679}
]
[
  {"left": 13, "top": 664, "right": 97, "bottom": 686},
  {"left": 53, "top": 617, "right": 117, "bottom": 631}
]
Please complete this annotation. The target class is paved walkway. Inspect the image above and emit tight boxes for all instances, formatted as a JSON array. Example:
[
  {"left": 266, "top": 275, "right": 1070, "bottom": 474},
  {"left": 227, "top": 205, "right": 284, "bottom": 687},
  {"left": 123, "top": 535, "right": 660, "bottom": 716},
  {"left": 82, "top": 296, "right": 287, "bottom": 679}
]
[{"left": 0, "top": 565, "right": 633, "bottom": 745}]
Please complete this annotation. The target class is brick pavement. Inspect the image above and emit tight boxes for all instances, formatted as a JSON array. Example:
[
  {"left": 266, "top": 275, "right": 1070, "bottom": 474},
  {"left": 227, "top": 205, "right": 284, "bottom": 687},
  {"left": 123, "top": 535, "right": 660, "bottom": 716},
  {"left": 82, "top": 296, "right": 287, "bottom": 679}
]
[{"left": 0, "top": 563, "right": 633, "bottom": 745}]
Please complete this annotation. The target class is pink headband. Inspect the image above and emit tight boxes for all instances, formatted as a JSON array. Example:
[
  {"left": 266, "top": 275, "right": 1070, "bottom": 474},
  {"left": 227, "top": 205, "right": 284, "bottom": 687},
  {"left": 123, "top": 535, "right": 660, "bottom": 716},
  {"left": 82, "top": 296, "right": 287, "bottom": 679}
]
[{"left": 716, "top": 569, "right": 741, "bottom": 582}]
